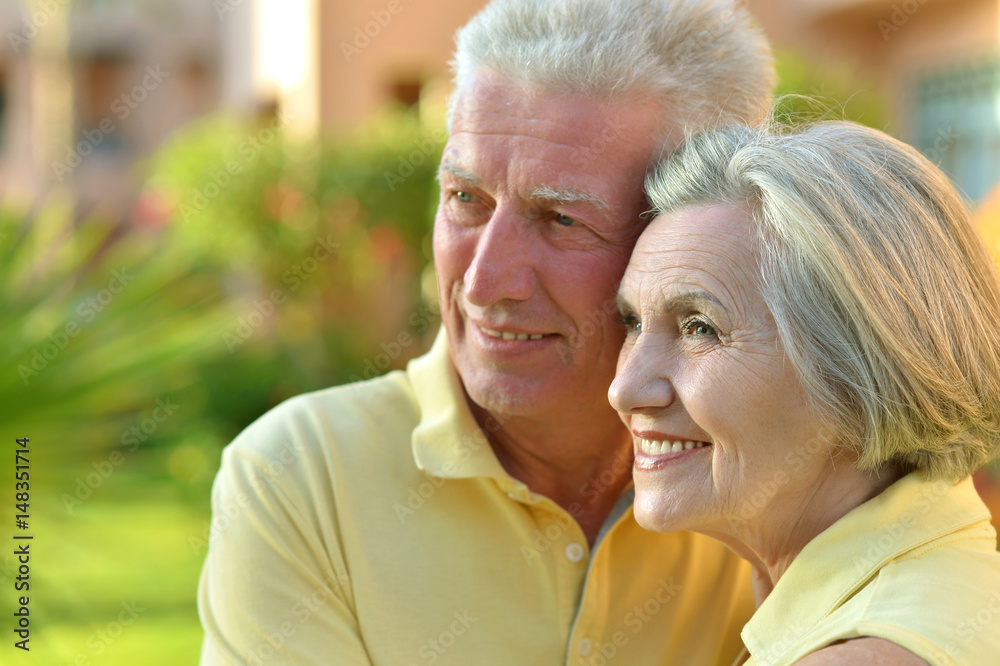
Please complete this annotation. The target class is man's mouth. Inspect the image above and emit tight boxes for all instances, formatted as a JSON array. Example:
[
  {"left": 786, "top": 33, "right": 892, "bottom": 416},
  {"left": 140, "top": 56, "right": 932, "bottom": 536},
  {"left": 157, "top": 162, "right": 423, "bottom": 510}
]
[{"left": 477, "top": 325, "right": 547, "bottom": 341}]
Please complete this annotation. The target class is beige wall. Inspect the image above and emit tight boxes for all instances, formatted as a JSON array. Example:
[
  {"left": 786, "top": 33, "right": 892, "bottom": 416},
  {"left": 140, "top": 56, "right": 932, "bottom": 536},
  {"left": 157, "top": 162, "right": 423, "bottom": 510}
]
[{"left": 319, "top": 0, "right": 486, "bottom": 131}]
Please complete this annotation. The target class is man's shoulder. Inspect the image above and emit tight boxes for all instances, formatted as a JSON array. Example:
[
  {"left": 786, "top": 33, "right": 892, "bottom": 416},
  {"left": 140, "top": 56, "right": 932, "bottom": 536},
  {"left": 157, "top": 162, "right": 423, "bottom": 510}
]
[
  {"left": 288, "top": 368, "right": 418, "bottom": 421},
  {"left": 223, "top": 369, "right": 423, "bottom": 476}
]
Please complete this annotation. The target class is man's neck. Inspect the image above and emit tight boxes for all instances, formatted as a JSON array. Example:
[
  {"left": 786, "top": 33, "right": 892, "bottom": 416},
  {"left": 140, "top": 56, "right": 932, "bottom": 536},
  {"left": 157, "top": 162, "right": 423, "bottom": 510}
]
[{"left": 468, "top": 400, "right": 634, "bottom": 546}]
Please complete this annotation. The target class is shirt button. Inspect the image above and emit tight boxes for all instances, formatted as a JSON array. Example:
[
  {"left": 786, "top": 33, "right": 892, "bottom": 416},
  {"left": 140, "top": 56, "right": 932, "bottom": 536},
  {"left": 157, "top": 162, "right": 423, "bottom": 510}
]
[
  {"left": 565, "top": 543, "right": 585, "bottom": 563},
  {"left": 578, "top": 637, "right": 592, "bottom": 656}
]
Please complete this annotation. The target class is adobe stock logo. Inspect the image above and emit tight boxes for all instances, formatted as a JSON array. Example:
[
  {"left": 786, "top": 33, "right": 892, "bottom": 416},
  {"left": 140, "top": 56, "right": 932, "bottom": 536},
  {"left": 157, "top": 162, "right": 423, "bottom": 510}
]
[
  {"left": 877, "top": 0, "right": 928, "bottom": 40},
  {"left": 52, "top": 66, "right": 170, "bottom": 181},
  {"left": 61, "top": 397, "right": 179, "bottom": 514},
  {"left": 6, "top": 0, "right": 69, "bottom": 53},
  {"left": 18, "top": 268, "right": 136, "bottom": 385},
  {"left": 223, "top": 234, "right": 340, "bottom": 352}
]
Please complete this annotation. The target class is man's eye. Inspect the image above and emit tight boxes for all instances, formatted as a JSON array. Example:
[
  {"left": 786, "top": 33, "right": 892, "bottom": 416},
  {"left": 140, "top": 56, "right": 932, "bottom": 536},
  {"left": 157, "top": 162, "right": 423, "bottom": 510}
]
[
  {"left": 615, "top": 311, "right": 641, "bottom": 334},
  {"left": 455, "top": 191, "right": 473, "bottom": 202},
  {"left": 555, "top": 213, "right": 577, "bottom": 226}
]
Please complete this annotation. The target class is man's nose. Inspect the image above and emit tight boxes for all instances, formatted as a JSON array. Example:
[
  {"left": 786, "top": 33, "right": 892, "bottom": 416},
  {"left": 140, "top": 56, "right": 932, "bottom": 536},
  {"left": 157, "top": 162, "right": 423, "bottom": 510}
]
[
  {"left": 464, "top": 208, "right": 536, "bottom": 306},
  {"left": 608, "top": 336, "right": 677, "bottom": 416}
]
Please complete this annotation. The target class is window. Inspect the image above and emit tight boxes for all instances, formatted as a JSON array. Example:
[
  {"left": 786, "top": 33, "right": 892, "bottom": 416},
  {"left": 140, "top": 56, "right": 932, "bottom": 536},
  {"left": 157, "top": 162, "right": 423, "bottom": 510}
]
[
  {"left": 389, "top": 77, "right": 423, "bottom": 110},
  {"left": 914, "top": 60, "right": 1000, "bottom": 202}
]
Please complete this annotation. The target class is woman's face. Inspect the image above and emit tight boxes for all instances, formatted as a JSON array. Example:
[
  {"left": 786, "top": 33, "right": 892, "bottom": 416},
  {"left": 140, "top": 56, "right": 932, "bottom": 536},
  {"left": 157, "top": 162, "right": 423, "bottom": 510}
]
[{"left": 609, "top": 204, "right": 835, "bottom": 537}]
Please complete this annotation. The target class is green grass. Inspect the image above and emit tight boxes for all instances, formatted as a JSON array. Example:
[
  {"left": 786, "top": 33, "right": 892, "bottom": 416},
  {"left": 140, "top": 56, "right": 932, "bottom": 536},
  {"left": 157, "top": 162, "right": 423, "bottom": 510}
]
[{"left": 1, "top": 470, "right": 213, "bottom": 666}]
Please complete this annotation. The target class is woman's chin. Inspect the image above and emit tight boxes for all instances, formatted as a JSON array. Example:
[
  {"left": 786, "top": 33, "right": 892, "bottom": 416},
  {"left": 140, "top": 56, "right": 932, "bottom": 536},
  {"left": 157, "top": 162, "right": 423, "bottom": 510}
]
[{"left": 632, "top": 492, "right": 695, "bottom": 534}]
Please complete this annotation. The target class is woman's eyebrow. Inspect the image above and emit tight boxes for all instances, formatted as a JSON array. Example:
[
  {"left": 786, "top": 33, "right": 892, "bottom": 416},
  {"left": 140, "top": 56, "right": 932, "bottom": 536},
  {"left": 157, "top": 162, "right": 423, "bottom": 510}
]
[
  {"left": 660, "top": 290, "right": 725, "bottom": 313},
  {"left": 616, "top": 289, "right": 726, "bottom": 315}
]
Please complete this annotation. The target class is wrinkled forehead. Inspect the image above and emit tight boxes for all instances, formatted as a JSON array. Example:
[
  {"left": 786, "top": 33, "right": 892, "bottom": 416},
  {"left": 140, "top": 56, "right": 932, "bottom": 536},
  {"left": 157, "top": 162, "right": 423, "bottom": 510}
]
[
  {"left": 454, "top": 72, "right": 612, "bottom": 131},
  {"left": 637, "top": 204, "right": 757, "bottom": 253},
  {"left": 448, "top": 68, "right": 671, "bottom": 167},
  {"left": 622, "top": 204, "right": 761, "bottom": 299}
]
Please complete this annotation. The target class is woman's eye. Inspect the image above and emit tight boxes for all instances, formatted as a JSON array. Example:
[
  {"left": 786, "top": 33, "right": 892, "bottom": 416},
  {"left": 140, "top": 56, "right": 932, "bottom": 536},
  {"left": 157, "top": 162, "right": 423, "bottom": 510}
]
[
  {"left": 683, "top": 319, "right": 716, "bottom": 337},
  {"left": 555, "top": 213, "right": 577, "bottom": 227},
  {"left": 455, "top": 190, "right": 473, "bottom": 202}
]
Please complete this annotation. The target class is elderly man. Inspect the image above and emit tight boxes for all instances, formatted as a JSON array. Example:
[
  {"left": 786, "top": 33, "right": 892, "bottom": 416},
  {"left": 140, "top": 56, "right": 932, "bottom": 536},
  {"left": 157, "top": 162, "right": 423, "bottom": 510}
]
[{"left": 198, "top": 1, "right": 775, "bottom": 664}]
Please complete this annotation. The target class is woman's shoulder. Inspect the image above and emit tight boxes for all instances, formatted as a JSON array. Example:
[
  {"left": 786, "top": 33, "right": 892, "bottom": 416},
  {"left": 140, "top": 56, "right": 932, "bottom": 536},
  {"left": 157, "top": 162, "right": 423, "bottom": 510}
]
[
  {"left": 831, "top": 529, "right": 1000, "bottom": 665},
  {"left": 795, "top": 638, "right": 928, "bottom": 665}
]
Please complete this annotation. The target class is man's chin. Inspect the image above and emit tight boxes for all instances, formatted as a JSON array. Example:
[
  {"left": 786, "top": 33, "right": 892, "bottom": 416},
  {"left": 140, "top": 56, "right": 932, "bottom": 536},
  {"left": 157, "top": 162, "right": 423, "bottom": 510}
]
[
  {"left": 459, "top": 367, "right": 555, "bottom": 417},
  {"left": 448, "top": 329, "right": 572, "bottom": 417}
]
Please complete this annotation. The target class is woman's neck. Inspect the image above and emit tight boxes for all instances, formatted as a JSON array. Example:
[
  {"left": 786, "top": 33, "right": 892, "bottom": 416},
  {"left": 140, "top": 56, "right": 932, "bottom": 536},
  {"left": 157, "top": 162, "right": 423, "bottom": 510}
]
[{"left": 706, "top": 464, "right": 906, "bottom": 607}]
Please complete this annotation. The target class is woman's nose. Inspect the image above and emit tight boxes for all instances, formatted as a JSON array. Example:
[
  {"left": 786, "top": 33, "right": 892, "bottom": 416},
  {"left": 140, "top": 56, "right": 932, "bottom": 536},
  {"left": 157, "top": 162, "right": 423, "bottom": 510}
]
[{"left": 608, "top": 337, "right": 677, "bottom": 416}]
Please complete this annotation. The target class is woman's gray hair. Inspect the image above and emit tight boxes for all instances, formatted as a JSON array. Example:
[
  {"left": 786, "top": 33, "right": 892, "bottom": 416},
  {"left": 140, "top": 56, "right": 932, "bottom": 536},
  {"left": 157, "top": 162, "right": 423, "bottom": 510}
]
[
  {"left": 646, "top": 121, "right": 1000, "bottom": 481},
  {"left": 450, "top": 0, "right": 775, "bottom": 136}
]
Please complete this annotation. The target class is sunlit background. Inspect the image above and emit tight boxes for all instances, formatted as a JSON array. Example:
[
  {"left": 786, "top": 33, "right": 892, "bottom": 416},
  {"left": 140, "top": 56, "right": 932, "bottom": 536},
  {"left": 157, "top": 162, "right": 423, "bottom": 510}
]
[{"left": 1, "top": 0, "right": 1000, "bottom": 663}]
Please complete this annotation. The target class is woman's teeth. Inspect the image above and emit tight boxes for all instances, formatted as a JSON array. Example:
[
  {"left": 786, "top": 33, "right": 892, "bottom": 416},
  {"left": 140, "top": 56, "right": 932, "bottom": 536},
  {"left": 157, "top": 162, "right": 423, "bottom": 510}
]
[{"left": 637, "top": 439, "right": 710, "bottom": 455}]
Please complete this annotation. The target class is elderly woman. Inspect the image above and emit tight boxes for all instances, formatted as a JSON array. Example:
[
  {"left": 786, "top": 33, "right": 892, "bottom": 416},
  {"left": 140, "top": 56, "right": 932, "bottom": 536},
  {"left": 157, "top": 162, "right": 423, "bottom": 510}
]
[{"left": 609, "top": 121, "right": 1000, "bottom": 665}]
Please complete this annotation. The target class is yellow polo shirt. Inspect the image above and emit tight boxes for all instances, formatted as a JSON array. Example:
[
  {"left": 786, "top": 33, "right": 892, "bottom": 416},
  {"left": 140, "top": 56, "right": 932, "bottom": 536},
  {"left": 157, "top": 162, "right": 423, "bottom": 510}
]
[
  {"left": 198, "top": 328, "right": 754, "bottom": 665},
  {"left": 740, "top": 473, "right": 1000, "bottom": 665}
]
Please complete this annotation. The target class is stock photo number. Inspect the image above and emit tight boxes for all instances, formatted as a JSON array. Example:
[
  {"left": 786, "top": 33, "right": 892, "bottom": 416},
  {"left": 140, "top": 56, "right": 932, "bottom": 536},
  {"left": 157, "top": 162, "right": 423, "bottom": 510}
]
[{"left": 13, "top": 436, "right": 32, "bottom": 651}]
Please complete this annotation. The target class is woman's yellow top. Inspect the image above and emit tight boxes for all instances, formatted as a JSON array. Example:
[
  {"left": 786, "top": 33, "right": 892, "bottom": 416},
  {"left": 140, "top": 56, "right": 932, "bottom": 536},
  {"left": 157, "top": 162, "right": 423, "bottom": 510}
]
[{"left": 740, "top": 473, "right": 1000, "bottom": 665}]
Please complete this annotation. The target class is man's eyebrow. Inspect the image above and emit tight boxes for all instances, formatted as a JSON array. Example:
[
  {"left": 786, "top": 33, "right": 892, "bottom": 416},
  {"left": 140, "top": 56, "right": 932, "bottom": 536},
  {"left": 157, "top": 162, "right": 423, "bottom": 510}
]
[
  {"left": 438, "top": 162, "right": 481, "bottom": 186},
  {"left": 615, "top": 292, "right": 636, "bottom": 317},
  {"left": 438, "top": 163, "right": 612, "bottom": 216},
  {"left": 529, "top": 185, "right": 611, "bottom": 216}
]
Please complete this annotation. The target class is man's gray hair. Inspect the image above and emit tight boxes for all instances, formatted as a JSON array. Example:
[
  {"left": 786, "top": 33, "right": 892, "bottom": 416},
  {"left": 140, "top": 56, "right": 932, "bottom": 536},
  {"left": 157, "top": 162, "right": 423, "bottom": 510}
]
[
  {"left": 646, "top": 121, "right": 1000, "bottom": 482},
  {"left": 450, "top": 0, "right": 775, "bottom": 135}
]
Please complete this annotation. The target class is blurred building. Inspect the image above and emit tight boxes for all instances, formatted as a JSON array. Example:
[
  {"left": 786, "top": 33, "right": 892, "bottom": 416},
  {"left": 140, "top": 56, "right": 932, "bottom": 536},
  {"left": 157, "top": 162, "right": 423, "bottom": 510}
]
[
  {"left": 1, "top": 0, "right": 999, "bottom": 217},
  {"left": 754, "top": 0, "right": 1000, "bottom": 202},
  {"left": 0, "top": 0, "right": 316, "bottom": 218}
]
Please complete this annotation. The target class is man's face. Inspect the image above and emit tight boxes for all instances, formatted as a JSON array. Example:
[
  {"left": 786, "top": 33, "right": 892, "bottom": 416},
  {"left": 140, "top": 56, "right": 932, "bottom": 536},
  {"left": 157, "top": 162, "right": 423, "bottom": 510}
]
[{"left": 434, "top": 68, "right": 666, "bottom": 419}]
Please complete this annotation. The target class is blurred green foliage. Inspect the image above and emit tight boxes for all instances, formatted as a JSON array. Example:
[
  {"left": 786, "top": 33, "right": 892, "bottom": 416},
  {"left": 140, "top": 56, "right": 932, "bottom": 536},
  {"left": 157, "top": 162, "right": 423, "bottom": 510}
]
[
  {"left": 0, "top": 110, "right": 444, "bottom": 665},
  {"left": 773, "top": 49, "right": 888, "bottom": 130},
  {"left": 144, "top": 110, "right": 443, "bottom": 434},
  {"left": 0, "top": 193, "right": 242, "bottom": 665},
  {"left": 0, "top": 195, "right": 235, "bottom": 450}
]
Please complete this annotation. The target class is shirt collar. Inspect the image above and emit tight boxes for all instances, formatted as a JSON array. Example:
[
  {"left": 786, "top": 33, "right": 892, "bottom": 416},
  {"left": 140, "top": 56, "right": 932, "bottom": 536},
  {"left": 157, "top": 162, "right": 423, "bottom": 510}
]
[
  {"left": 742, "top": 472, "right": 991, "bottom": 662},
  {"left": 407, "top": 326, "right": 512, "bottom": 481}
]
